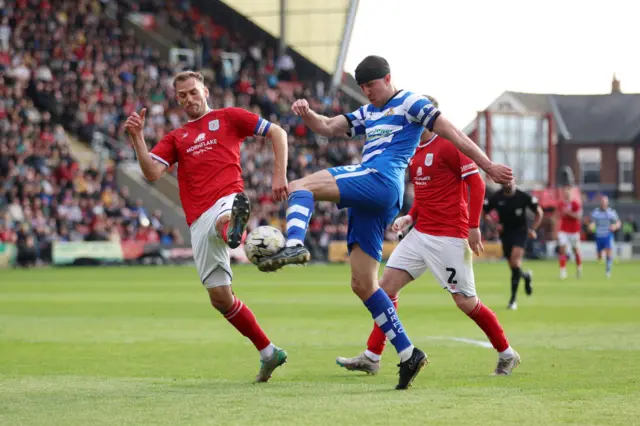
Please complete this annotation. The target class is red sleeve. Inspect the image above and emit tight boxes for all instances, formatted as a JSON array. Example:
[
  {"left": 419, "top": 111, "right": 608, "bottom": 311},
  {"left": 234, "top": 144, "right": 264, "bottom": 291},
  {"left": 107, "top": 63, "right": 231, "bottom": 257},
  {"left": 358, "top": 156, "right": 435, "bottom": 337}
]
[
  {"left": 458, "top": 153, "right": 479, "bottom": 179},
  {"left": 150, "top": 132, "right": 178, "bottom": 167},
  {"left": 572, "top": 200, "right": 582, "bottom": 213},
  {"left": 446, "top": 144, "right": 484, "bottom": 227},
  {"left": 226, "top": 107, "right": 271, "bottom": 138},
  {"left": 466, "top": 172, "right": 486, "bottom": 228},
  {"left": 408, "top": 203, "right": 418, "bottom": 222}
]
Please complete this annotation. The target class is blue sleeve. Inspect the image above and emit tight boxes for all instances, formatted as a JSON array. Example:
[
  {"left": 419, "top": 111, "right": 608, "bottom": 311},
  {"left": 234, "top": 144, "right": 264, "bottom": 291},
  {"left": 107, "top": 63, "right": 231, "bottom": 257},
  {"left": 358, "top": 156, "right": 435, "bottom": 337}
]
[
  {"left": 610, "top": 209, "right": 620, "bottom": 222},
  {"left": 405, "top": 95, "right": 441, "bottom": 131},
  {"left": 253, "top": 117, "right": 272, "bottom": 137},
  {"left": 342, "top": 106, "right": 367, "bottom": 138}
]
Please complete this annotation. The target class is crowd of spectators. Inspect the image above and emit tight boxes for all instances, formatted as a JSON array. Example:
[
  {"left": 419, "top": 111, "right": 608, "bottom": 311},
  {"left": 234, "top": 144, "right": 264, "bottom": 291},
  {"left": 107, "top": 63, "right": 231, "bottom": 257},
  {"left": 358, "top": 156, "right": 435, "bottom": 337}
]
[
  {"left": 0, "top": 0, "right": 187, "bottom": 266},
  {"left": 0, "top": 76, "right": 183, "bottom": 267}
]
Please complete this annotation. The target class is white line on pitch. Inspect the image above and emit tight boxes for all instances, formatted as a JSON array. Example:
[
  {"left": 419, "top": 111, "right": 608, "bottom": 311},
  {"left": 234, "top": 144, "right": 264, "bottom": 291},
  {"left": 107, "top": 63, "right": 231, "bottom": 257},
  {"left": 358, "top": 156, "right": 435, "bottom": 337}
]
[{"left": 426, "top": 336, "right": 493, "bottom": 349}]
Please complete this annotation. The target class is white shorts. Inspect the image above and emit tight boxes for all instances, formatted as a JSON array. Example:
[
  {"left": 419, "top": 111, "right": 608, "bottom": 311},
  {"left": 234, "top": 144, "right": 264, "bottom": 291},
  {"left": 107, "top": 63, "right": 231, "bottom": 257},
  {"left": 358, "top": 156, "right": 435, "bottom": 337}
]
[
  {"left": 558, "top": 231, "right": 580, "bottom": 249},
  {"left": 386, "top": 230, "right": 476, "bottom": 297},
  {"left": 190, "top": 193, "right": 237, "bottom": 288}
]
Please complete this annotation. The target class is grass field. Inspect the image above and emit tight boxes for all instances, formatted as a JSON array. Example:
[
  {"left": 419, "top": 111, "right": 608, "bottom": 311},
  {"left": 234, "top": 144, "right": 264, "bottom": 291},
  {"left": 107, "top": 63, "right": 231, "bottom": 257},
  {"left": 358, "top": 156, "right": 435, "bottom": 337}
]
[{"left": 1, "top": 261, "right": 639, "bottom": 425}]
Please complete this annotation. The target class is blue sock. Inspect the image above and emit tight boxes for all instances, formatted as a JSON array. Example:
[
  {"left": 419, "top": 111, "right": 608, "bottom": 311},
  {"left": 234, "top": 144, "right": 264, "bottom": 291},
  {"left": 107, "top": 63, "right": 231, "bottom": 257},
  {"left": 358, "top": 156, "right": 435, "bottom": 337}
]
[
  {"left": 606, "top": 256, "right": 613, "bottom": 273},
  {"left": 285, "top": 190, "right": 314, "bottom": 247},
  {"left": 365, "top": 288, "right": 414, "bottom": 360}
]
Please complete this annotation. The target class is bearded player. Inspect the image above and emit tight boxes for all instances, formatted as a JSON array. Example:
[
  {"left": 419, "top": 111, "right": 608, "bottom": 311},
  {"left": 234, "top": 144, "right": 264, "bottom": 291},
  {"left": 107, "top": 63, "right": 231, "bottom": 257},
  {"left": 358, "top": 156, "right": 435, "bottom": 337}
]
[
  {"left": 336, "top": 97, "right": 520, "bottom": 377},
  {"left": 557, "top": 185, "right": 583, "bottom": 279},
  {"left": 124, "top": 71, "right": 289, "bottom": 383}
]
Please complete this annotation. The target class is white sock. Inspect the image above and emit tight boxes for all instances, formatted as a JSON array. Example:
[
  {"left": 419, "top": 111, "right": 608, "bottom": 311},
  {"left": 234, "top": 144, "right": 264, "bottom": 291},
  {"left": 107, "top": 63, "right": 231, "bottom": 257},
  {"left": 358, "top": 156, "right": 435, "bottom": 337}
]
[
  {"left": 260, "top": 343, "right": 275, "bottom": 361},
  {"left": 285, "top": 239, "right": 304, "bottom": 248},
  {"left": 398, "top": 345, "right": 415, "bottom": 363},
  {"left": 499, "top": 346, "right": 515, "bottom": 359},
  {"left": 364, "top": 350, "right": 381, "bottom": 362}
]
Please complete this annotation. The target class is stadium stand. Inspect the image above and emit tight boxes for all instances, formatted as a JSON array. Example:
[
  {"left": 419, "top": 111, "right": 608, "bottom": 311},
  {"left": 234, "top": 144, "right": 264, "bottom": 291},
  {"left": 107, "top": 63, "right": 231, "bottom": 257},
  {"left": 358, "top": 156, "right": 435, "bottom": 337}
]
[{"left": 0, "top": 1, "right": 190, "bottom": 266}]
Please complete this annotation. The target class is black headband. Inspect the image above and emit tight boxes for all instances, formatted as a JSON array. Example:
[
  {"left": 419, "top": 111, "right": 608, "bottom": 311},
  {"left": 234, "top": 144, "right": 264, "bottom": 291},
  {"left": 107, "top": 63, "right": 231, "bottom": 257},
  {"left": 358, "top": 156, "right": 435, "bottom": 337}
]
[{"left": 355, "top": 56, "right": 390, "bottom": 85}]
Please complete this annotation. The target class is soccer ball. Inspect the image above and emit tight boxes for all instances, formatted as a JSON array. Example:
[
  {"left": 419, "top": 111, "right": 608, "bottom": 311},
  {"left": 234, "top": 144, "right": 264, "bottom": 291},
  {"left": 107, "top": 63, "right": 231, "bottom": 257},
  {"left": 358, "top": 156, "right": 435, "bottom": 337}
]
[{"left": 243, "top": 226, "right": 285, "bottom": 265}]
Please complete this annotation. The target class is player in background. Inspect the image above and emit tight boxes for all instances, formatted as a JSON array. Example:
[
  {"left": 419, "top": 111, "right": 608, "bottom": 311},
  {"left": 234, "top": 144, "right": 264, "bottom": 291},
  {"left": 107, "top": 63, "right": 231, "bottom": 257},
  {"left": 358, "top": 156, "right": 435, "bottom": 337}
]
[
  {"left": 259, "top": 56, "right": 513, "bottom": 390},
  {"left": 124, "top": 71, "right": 289, "bottom": 383},
  {"left": 336, "top": 101, "right": 521, "bottom": 377},
  {"left": 557, "top": 185, "right": 583, "bottom": 279},
  {"left": 484, "top": 180, "right": 543, "bottom": 310},
  {"left": 589, "top": 195, "right": 621, "bottom": 278}
]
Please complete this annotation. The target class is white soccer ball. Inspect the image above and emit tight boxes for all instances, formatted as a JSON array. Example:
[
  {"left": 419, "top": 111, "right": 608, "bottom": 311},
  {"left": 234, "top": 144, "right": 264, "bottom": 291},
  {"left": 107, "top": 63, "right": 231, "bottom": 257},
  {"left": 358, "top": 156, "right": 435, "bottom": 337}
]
[{"left": 243, "top": 226, "right": 286, "bottom": 265}]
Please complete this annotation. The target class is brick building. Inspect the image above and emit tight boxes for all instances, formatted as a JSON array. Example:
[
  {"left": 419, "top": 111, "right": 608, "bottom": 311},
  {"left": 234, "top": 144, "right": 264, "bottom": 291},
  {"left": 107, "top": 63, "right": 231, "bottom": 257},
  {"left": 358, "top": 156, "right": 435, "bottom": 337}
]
[{"left": 465, "top": 76, "right": 640, "bottom": 200}]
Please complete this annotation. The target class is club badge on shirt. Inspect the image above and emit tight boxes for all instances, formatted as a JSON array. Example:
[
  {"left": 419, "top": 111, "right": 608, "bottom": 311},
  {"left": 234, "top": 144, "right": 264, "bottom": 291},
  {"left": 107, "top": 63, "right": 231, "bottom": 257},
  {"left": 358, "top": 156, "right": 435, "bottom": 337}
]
[
  {"left": 209, "top": 120, "right": 219, "bottom": 131},
  {"left": 425, "top": 153, "right": 433, "bottom": 166}
]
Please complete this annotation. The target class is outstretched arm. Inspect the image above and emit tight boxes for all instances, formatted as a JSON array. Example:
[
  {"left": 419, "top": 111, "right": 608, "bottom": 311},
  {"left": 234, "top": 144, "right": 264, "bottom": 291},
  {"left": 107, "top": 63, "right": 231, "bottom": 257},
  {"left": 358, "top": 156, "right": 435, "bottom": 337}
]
[
  {"left": 433, "top": 115, "right": 491, "bottom": 170},
  {"left": 291, "top": 99, "right": 351, "bottom": 137},
  {"left": 266, "top": 123, "right": 289, "bottom": 201},
  {"left": 403, "top": 94, "right": 512, "bottom": 183},
  {"left": 433, "top": 115, "right": 512, "bottom": 183},
  {"left": 125, "top": 108, "right": 169, "bottom": 182},
  {"left": 133, "top": 138, "right": 168, "bottom": 182}
]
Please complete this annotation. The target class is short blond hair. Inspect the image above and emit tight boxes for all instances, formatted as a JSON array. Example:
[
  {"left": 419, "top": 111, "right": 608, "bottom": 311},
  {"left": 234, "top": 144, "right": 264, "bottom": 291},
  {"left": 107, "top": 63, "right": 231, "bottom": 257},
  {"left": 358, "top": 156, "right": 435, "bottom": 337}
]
[{"left": 172, "top": 70, "right": 205, "bottom": 89}]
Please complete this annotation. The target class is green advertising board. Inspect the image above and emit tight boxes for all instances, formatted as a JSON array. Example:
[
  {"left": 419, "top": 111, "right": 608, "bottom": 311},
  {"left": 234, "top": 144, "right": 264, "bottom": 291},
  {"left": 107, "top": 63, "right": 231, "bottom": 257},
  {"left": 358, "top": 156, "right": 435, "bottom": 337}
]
[
  {"left": 0, "top": 243, "right": 17, "bottom": 268},
  {"left": 52, "top": 241, "right": 124, "bottom": 265}
]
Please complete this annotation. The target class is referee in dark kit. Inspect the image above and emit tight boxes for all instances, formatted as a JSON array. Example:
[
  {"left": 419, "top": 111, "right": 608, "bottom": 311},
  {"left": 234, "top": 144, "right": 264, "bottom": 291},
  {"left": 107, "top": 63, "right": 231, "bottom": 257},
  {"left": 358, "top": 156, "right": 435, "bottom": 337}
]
[{"left": 483, "top": 178, "right": 543, "bottom": 310}]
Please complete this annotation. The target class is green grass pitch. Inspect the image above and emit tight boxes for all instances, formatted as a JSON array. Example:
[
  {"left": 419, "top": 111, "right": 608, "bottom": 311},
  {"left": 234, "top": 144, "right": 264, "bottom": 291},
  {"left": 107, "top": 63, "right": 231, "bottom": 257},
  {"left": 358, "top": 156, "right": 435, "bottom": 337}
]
[{"left": 1, "top": 261, "right": 639, "bottom": 425}]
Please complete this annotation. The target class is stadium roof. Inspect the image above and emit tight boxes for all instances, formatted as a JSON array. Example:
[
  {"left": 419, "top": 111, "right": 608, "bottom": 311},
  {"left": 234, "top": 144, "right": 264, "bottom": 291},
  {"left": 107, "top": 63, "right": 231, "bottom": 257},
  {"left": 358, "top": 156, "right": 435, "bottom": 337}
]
[{"left": 220, "top": 0, "right": 352, "bottom": 75}]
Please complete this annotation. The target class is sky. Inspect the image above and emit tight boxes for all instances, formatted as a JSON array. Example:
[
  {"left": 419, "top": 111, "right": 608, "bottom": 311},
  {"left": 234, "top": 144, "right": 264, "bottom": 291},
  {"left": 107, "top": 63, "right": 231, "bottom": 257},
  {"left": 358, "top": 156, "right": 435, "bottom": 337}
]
[{"left": 344, "top": 0, "right": 640, "bottom": 127}]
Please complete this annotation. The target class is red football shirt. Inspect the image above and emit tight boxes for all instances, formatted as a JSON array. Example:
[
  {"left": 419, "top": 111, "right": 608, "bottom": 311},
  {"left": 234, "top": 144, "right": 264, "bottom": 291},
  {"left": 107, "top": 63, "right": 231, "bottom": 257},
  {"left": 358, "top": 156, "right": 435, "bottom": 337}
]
[
  {"left": 408, "top": 135, "right": 479, "bottom": 239},
  {"left": 558, "top": 199, "right": 582, "bottom": 233},
  {"left": 150, "top": 107, "right": 271, "bottom": 226}
]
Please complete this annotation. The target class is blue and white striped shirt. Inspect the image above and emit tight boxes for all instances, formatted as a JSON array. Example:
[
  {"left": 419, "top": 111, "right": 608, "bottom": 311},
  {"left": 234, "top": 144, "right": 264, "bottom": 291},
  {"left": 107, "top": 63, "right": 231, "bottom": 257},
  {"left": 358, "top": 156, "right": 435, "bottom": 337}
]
[
  {"left": 590, "top": 207, "right": 619, "bottom": 238},
  {"left": 343, "top": 90, "right": 440, "bottom": 201}
]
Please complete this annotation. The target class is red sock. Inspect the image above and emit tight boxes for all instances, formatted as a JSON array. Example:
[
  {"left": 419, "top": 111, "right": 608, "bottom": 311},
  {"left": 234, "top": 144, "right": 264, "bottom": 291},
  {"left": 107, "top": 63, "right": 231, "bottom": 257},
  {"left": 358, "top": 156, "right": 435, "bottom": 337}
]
[
  {"left": 224, "top": 297, "right": 271, "bottom": 351},
  {"left": 575, "top": 252, "right": 582, "bottom": 267},
  {"left": 221, "top": 222, "right": 230, "bottom": 243},
  {"left": 468, "top": 300, "right": 509, "bottom": 352},
  {"left": 559, "top": 254, "right": 567, "bottom": 268},
  {"left": 366, "top": 295, "right": 398, "bottom": 355}
]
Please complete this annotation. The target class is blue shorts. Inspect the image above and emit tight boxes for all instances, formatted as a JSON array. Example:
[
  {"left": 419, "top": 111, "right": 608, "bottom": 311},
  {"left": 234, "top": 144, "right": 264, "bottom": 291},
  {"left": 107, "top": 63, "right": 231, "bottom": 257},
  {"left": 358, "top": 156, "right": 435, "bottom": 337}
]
[
  {"left": 596, "top": 235, "right": 613, "bottom": 252},
  {"left": 328, "top": 165, "right": 400, "bottom": 262}
]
